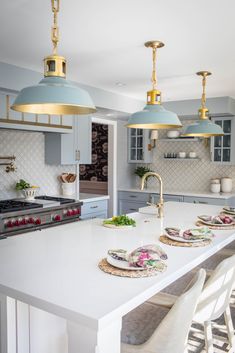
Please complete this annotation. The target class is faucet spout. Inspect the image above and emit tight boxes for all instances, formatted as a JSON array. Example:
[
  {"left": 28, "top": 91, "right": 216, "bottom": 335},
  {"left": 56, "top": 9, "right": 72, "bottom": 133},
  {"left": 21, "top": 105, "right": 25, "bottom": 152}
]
[{"left": 141, "top": 172, "right": 164, "bottom": 218}]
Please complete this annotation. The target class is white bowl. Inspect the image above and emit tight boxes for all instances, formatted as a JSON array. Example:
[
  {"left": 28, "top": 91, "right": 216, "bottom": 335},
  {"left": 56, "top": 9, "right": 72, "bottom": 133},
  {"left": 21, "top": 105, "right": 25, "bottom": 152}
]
[
  {"left": 167, "top": 130, "right": 180, "bottom": 139},
  {"left": 178, "top": 152, "right": 186, "bottom": 158},
  {"left": 23, "top": 188, "right": 39, "bottom": 200},
  {"left": 189, "top": 152, "right": 197, "bottom": 158}
]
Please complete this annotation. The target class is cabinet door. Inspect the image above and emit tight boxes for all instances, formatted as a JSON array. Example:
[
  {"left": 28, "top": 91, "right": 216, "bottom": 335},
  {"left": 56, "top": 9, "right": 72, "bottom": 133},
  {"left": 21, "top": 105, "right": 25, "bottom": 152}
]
[
  {"left": 74, "top": 116, "right": 92, "bottom": 164},
  {"left": 211, "top": 118, "right": 234, "bottom": 164},
  {"left": 127, "top": 128, "right": 152, "bottom": 163},
  {"left": 118, "top": 200, "right": 147, "bottom": 214}
]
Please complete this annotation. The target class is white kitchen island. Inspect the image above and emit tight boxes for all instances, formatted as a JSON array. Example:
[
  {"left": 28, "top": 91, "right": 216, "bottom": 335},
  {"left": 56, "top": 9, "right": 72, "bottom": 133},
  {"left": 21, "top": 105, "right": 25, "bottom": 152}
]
[{"left": 0, "top": 202, "right": 235, "bottom": 353}]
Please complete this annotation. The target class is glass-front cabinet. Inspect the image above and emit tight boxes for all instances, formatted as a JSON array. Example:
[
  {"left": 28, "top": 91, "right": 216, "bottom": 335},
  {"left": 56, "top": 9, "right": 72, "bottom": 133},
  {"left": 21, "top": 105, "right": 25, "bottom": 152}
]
[
  {"left": 211, "top": 117, "right": 235, "bottom": 164},
  {"left": 128, "top": 128, "right": 153, "bottom": 163}
]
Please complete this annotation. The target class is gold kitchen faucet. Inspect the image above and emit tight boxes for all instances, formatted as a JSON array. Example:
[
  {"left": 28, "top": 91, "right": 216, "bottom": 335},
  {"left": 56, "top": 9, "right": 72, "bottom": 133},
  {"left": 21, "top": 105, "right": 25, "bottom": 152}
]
[{"left": 141, "top": 172, "right": 164, "bottom": 218}]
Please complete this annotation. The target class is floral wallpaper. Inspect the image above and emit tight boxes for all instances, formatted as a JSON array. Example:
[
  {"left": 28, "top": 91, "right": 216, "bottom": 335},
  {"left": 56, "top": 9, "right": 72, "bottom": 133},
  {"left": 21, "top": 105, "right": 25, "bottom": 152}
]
[{"left": 79, "top": 123, "right": 108, "bottom": 182}]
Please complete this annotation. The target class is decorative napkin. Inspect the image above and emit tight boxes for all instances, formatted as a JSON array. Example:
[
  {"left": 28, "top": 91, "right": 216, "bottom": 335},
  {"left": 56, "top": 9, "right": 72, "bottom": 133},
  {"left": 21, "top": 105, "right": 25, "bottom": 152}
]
[
  {"left": 165, "top": 227, "right": 214, "bottom": 241},
  {"left": 199, "top": 214, "right": 235, "bottom": 225},
  {"left": 108, "top": 244, "right": 167, "bottom": 269}
]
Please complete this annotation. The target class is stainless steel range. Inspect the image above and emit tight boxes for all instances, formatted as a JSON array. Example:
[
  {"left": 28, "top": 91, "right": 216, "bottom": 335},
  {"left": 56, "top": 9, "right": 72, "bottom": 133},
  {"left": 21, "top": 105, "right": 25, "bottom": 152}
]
[{"left": 0, "top": 196, "right": 82, "bottom": 237}]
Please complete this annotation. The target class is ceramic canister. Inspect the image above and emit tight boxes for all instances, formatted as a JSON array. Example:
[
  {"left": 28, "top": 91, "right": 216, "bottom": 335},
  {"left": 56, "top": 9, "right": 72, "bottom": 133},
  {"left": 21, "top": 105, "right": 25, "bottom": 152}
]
[{"left": 221, "top": 177, "right": 233, "bottom": 193}]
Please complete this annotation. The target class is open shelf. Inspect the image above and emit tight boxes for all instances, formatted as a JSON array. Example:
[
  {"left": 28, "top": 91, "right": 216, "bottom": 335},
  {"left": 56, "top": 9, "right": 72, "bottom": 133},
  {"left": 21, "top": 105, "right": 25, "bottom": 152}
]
[
  {"left": 159, "top": 138, "right": 199, "bottom": 142},
  {"left": 163, "top": 157, "right": 201, "bottom": 161}
]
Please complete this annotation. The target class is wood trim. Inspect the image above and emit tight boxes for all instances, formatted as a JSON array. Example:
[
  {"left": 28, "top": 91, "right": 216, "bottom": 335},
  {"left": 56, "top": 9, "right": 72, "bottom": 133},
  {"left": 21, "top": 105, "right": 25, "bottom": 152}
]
[
  {"left": 79, "top": 181, "right": 108, "bottom": 195},
  {"left": 0, "top": 118, "right": 72, "bottom": 130}
]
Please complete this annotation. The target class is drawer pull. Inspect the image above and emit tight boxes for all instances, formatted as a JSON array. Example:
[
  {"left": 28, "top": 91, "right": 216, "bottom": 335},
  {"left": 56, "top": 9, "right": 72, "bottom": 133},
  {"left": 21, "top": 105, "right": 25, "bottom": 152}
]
[
  {"left": 129, "top": 208, "right": 137, "bottom": 211},
  {"left": 198, "top": 201, "right": 208, "bottom": 204},
  {"left": 129, "top": 195, "right": 137, "bottom": 198},
  {"left": 90, "top": 205, "right": 98, "bottom": 209}
]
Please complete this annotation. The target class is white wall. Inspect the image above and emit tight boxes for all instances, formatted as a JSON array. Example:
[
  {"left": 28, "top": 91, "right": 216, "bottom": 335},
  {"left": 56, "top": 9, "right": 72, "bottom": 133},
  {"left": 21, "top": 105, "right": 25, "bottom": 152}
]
[
  {"left": 0, "top": 129, "right": 75, "bottom": 199},
  {"left": 117, "top": 121, "right": 135, "bottom": 189}
]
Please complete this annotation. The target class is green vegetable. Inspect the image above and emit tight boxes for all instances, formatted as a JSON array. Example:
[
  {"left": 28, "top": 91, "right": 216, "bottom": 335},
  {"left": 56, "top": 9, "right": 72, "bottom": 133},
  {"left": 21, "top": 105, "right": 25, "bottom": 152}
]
[
  {"left": 134, "top": 166, "right": 153, "bottom": 178},
  {"left": 15, "top": 179, "right": 31, "bottom": 190},
  {"left": 103, "top": 215, "right": 136, "bottom": 227}
]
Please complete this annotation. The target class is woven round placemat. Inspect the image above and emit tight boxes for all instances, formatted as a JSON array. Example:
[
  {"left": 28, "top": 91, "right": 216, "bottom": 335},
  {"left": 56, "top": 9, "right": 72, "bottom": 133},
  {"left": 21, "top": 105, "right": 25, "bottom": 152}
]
[
  {"left": 159, "top": 235, "right": 211, "bottom": 247},
  {"left": 196, "top": 221, "right": 235, "bottom": 230},
  {"left": 98, "top": 258, "right": 167, "bottom": 278}
]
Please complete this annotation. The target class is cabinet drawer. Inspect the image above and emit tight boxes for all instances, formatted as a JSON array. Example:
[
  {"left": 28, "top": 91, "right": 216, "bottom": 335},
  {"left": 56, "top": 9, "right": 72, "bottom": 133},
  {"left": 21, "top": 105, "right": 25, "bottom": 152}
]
[
  {"left": 164, "top": 194, "right": 184, "bottom": 202},
  {"left": 118, "top": 200, "right": 147, "bottom": 215},
  {"left": 81, "top": 200, "right": 107, "bottom": 215},
  {"left": 118, "top": 191, "right": 150, "bottom": 203},
  {"left": 80, "top": 211, "right": 107, "bottom": 220},
  {"left": 183, "top": 196, "right": 226, "bottom": 206}
]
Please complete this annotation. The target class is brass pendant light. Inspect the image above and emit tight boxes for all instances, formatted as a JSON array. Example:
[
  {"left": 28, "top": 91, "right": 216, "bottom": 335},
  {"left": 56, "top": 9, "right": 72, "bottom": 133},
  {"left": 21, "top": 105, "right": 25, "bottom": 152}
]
[
  {"left": 11, "top": 0, "right": 96, "bottom": 115},
  {"left": 126, "top": 41, "right": 182, "bottom": 129},
  {"left": 182, "top": 71, "right": 224, "bottom": 137}
]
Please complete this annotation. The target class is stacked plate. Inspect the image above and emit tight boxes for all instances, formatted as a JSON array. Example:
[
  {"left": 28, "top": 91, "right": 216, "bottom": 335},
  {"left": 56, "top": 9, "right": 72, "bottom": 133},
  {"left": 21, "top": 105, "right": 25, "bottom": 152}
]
[
  {"left": 106, "top": 245, "right": 168, "bottom": 271},
  {"left": 165, "top": 227, "right": 214, "bottom": 243}
]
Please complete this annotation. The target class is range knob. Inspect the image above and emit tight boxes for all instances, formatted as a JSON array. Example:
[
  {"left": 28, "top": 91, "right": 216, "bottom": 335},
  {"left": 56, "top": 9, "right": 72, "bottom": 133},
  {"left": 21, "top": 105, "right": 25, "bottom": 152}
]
[
  {"left": 54, "top": 214, "right": 61, "bottom": 222},
  {"left": 66, "top": 210, "right": 72, "bottom": 217},
  {"left": 21, "top": 218, "right": 28, "bottom": 225},
  {"left": 34, "top": 218, "right": 41, "bottom": 225},
  {"left": 28, "top": 217, "right": 34, "bottom": 224},
  {"left": 6, "top": 220, "right": 14, "bottom": 228},
  {"left": 15, "top": 219, "right": 20, "bottom": 227}
]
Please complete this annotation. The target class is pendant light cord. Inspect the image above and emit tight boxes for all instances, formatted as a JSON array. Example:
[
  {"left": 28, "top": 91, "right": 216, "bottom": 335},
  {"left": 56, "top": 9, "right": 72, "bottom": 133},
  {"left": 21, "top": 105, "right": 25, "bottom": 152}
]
[
  {"left": 51, "top": 0, "right": 60, "bottom": 54},
  {"left": 152, "top": 46, "right": 157, "bottom": 90}
]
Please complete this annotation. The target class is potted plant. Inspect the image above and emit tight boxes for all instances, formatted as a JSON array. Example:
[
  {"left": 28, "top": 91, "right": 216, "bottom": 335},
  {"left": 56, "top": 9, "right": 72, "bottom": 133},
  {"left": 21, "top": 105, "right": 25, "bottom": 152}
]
[
  {"left": 134, "top": 166, "right": 153, "bottom": 189},
  {"left": 15, "top": 179, "right": 39, "bottom": 200}
]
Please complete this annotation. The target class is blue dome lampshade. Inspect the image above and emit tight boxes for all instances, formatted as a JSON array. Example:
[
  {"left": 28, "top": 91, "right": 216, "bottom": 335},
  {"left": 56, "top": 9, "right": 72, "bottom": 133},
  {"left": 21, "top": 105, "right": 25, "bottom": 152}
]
[
  {"left": 182, "top": 71, "right": 224, "bottom": 137},
  {"left": 11, "top": 76, "right": 96, "bottom": 115},
  {"left": 126, "top": 41, "right": 182, "bottom": 129},
  {"left": 11, "top": 0, "right": 96, "bottom": 115}
]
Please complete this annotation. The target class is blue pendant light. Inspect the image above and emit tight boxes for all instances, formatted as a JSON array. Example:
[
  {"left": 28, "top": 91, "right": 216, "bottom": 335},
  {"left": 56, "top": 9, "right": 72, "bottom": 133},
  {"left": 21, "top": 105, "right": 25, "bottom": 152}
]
[
  {"left": 182, "top": 71, "right": 224, "bottom": 137},
  {"left": 11, "top": 0, "right": 96, "bottom": 115},
  {"left": 126, "top": 41, "right": 182, "bottom": 129}
]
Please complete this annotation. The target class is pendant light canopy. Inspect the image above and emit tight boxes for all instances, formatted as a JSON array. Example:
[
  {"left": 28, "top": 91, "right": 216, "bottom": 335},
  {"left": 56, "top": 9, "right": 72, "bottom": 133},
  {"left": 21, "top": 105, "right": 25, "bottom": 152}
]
[
  {"left": 126, "top": 41, "right": 182, "bottom": 129},
  {"left": 11, "top": 0, "right": 96, "bottom": 115},
  {"left": 182, "top": 71, "right": 224, "bottom": 137}
]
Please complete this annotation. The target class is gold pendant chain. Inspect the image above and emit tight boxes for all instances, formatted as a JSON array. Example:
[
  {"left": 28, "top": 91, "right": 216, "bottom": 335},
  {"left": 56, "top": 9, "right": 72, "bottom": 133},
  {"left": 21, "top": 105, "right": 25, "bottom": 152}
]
[
  {"left": 51, "top": 0, "right": 60, "bottom": 54},
  {"left": 152, "top": 46, "right": 157, "bottom": 90},
  {"left": 201, "top": 73, "right": 207, "bottom": 109}
]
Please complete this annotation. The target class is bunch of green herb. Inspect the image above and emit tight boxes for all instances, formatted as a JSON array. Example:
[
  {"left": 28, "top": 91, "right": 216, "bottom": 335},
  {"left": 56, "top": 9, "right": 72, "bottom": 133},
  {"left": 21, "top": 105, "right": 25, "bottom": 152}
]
[
  {"left": 134, "top": 166, "right": 152, "bottom": 178},
  {"left": 15, "top": 179, "right": 31, "bottom": 190},
  {"left": 103, "top": 215, "right": 136, "bottom": 227}
]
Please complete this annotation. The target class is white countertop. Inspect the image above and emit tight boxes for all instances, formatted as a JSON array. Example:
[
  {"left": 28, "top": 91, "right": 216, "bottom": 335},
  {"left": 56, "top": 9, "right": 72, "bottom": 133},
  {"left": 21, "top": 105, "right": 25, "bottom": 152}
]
[
  {"left": 119, "top": 187, "right": 235, "bottom": 199},
  {"left": 0, "top": 202, "right": 234, "bottom": 331},
  {"left": 79, "top": 193, "right": 109, "bottom": 203},
  {"left": 53, "top": 193, "right": 109, "bottom": 203}
]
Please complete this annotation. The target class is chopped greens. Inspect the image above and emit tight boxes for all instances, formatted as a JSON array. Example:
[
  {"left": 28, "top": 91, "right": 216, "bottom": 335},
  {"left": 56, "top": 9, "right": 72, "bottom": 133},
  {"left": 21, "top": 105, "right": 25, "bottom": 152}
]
[{"left": 103, "top": 215, "right": 136, "bottom": 227}]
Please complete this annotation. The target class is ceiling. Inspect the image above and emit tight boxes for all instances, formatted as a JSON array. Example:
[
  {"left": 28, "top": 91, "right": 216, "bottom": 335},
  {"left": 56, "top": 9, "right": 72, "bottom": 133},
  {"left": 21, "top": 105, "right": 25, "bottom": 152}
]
[{"left": 0, "top": 0, "right": 235, "bottom": 103}]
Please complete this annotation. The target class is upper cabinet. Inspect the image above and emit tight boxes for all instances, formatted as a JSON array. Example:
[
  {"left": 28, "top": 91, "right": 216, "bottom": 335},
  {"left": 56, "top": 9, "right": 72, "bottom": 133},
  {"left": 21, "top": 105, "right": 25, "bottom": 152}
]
[
  {"left": 45, "top": 116, "right": 92, "bottom": 165},
  {"left": 210, "top": 117, "right": 235, "bottom": 164},
  {"left": 0, "top": 92, "right": 73, "bottom": 133},
  {"left": 127, "top": 128, "right": 153, "bottom": 163}
]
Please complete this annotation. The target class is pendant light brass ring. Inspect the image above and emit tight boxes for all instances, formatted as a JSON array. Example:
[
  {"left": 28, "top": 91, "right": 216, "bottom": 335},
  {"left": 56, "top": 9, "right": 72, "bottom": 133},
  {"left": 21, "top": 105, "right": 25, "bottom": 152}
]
[
  {"left": 196, "top": 71, "right": 212, "bottom": 77},
  {"left": 145, "top": 41, "right": 165, "bottom": 49}
]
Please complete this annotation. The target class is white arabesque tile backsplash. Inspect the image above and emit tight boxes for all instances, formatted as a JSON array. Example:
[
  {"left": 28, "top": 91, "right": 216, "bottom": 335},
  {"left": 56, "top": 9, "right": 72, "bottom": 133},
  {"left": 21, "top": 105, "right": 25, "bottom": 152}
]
[
  {"left": 0, "top": 130, "right": 75, "bottom": 199},
  {"left": 140, "top": 121, "right": 235, "bottom": 192}
]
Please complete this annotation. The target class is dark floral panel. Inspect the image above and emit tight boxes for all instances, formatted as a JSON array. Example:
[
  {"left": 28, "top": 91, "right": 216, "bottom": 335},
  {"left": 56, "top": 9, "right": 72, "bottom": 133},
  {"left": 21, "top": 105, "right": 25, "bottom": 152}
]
[{"left": 79, "top": 123, "right": 108, "bottom": 182}]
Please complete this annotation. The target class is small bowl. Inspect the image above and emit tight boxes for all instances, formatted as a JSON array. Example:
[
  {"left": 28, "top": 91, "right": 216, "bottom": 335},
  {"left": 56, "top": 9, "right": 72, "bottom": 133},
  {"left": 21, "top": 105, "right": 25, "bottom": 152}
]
[
  {"left": 167, "top": 130, "right": 180, "bottom": 139},
  {"left": 178, "top": 152, "right": 186, "bottom": 158},
  {"left": 188, "top": 151, "right": 197, "bottom": 158}
]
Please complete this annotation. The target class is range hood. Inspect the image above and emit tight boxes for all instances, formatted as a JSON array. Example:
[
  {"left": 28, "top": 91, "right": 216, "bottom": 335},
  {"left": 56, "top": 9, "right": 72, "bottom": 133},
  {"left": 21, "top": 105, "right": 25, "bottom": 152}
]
[{"left": 163, "top": 96, "right": 235, "bottom": 119}]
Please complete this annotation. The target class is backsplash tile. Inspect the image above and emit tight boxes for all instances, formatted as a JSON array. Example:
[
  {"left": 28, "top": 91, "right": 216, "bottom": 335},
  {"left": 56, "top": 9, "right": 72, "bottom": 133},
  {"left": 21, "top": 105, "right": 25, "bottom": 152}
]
[
  {"left": 139, "top": 120, "right": 235, "bottom": 192},
  {"left": 0, "top": 129, "right": 75, "bottom": 199}
]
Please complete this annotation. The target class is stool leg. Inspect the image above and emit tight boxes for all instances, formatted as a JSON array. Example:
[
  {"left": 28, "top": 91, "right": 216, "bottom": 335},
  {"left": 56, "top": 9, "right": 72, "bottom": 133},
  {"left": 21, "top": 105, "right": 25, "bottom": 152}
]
[
  {"left": 204, "top": 321, "right": 214, "bottom": 353},
  {"left": 224, "top": 306, "right": 235, "bottom": 350}
]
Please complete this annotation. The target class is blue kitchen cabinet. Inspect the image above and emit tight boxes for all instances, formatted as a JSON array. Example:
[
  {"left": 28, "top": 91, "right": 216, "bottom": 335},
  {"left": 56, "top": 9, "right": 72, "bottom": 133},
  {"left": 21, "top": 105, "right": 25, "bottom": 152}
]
[
  {"left": 183, "top": 196, "right": 227, "bottom": 206},
  {"left": 210, "top": 117, "right": 235, "bottom": 165},
  {"left": 45, "top": 116, "right": 92, "bottom": 165},
  {"left": 80, "top": 200, "right": 108, "bottom": 220},
  {"left": 127, "top": 128, "right": 153, "bottom": 163}
]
